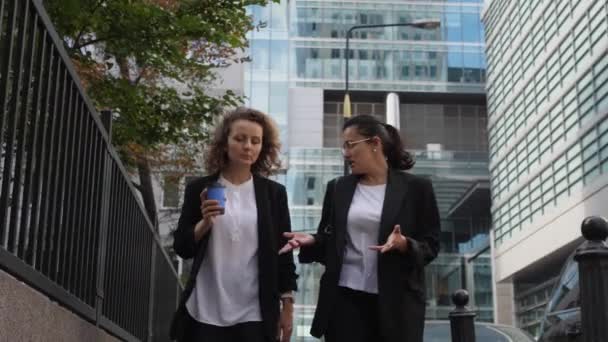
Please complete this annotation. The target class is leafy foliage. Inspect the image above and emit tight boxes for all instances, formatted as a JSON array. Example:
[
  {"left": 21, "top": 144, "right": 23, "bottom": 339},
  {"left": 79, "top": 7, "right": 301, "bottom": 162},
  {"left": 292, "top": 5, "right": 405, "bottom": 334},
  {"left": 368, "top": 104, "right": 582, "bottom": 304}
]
[
  {"left": 47, "top": 0, "right": 274, "bottom": 154},
  {"left": 44, "top": 0, "right": 276, "bottom": 227}
]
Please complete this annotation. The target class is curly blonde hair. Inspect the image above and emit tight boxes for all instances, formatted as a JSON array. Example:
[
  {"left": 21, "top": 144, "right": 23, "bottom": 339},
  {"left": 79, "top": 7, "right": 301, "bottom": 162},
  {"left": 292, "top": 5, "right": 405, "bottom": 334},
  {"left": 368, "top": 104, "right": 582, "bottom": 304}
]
[{"left": 204, "top": 107, "right": 282, "bottom": 176}]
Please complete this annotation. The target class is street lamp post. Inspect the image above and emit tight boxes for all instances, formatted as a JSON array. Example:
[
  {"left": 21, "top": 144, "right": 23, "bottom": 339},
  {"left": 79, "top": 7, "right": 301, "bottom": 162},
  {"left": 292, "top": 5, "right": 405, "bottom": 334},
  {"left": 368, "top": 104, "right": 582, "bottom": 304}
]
[{"left": 342, "top": 20, "right": 440, "bottom": 175}]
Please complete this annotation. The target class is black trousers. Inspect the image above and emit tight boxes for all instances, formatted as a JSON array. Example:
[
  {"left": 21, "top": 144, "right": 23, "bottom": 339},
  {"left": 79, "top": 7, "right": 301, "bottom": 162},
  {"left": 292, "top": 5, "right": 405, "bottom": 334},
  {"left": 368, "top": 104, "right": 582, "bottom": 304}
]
[
  {"left": 325, "top": 286, "right": 382, "bottom": 342},
  {"left": 182, "top": 311, "right": 270, "bottom": 342}
]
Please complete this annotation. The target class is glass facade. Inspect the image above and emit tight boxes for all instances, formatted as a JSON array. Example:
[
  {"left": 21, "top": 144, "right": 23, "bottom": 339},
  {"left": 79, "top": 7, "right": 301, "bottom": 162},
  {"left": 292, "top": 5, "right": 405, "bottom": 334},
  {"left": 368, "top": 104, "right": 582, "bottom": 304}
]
[
  {"left": 246, "top": 1, "right": 490, "bottom": 339},
  {"left": 484, "top": 0, "right": 608, "bottom": 247},
  {"left": 246, "top": 3, "right": 291, "bottom": 147},
  {"left": 282, "top": 149, "right": 343, "bottom": 340},
  {"left": 291, "top": 0, "right": 486, "bottom": 93}
]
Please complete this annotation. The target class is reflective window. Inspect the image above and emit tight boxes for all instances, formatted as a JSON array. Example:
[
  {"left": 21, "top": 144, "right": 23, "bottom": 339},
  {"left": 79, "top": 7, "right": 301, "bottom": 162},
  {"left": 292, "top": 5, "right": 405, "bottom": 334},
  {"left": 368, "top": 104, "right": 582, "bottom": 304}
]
[
  {"left": 462, "top": 13, "right": 482, "bottom": 42},
  {"left": 444, "top": 12, "right": 463, "bottom": 42},
  {"left": 270, "top": 40, "right": 288, "bottom": 74},
  {"left": 448, "top": 47, "right": 464, "bottom": 82},
  {"left": 250, "top": 39, "right": 270, "bottom": 70}
]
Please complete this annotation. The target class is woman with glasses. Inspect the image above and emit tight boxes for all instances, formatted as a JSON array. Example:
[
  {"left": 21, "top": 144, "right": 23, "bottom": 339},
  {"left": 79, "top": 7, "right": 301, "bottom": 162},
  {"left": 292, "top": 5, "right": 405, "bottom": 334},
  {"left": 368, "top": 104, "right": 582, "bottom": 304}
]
[{"left": 279, "top": 114, "right": 440, "bottom": 342}]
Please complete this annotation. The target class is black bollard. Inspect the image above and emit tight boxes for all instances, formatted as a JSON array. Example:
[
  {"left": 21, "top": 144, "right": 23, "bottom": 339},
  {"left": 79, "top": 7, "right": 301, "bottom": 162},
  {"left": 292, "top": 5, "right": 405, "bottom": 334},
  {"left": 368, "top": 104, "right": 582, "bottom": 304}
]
[
  {"left": 449, "top": 289, "right": 476, "bottom": 342},
  {"left": 573, "top": 216, "right": 608, "bottom": 342}
]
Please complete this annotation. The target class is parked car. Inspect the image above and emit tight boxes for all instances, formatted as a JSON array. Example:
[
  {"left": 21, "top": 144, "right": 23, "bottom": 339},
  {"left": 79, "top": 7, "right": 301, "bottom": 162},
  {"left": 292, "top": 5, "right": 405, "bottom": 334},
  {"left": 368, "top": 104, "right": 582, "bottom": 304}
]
[
  {"left": 424, "top": 320, "right": 535, "bottom": 342},
  {"left": 538, "top": 251, "right": 582, "bottom": 342}
]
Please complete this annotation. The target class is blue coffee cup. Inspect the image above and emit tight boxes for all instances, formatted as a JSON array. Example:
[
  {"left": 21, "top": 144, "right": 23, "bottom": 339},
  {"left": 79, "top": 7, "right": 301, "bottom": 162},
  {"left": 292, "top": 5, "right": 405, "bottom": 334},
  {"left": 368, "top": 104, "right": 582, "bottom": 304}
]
[{"left": 206, "top": 182, "right": 226, "bottom": 215}]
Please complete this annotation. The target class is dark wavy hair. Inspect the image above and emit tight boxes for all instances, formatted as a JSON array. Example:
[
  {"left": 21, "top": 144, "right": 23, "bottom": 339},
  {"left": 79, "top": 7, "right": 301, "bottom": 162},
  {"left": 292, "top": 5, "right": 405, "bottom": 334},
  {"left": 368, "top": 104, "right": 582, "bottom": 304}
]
[
  {"left": 204, "top": 107, "right": 282, "bottom": 176},
  {"left": 343, "top": 114, "right": 415, "bottom": 170}
]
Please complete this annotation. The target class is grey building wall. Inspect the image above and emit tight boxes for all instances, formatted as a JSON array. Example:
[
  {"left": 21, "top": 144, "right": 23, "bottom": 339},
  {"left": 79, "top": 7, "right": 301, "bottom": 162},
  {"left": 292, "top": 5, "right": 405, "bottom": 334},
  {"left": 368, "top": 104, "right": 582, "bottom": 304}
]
[
  {"left": 288, "top": 87, "right": 324, "bottom": 148},
  {"left": 0, "top": 269, "right": 119, "bottom": 342},
  {"left": 494, "top": 281, "right": 516, "bottom": 326}
]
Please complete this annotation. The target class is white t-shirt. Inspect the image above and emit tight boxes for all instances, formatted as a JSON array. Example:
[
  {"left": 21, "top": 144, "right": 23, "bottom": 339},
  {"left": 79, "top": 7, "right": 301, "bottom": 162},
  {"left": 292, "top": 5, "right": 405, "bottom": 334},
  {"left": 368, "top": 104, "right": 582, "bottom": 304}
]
[
  {"left": 186, "top": 175, "right": 262, "bottom": 326},
  {"left": 339, "top": 183, "right": 386, "bottom": 294}
]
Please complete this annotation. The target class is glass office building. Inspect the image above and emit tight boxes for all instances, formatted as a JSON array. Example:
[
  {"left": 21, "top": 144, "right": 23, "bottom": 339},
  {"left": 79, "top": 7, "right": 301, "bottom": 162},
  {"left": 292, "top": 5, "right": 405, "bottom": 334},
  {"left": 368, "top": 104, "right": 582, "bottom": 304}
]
[
  {"left": 483, "top": 0, "right": 608, "bottom": 337},
  {"left": 246, "top": 1, "right": 491, "bottom": 339}
]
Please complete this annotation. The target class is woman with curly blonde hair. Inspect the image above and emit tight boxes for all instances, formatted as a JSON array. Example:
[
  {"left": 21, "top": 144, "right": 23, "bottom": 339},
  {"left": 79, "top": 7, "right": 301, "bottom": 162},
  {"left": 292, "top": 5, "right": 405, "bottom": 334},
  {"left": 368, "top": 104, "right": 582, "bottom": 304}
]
[{"left": 171, "top": 107, "right": 297, "bottom": 342}]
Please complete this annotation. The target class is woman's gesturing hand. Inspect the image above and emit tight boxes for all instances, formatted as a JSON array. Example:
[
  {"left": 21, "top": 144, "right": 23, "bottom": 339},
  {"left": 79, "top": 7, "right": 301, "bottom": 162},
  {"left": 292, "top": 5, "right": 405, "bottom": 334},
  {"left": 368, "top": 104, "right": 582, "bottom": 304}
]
[
  {"left": 278, "top": 232, "right": 315, "bottom": 254},
  {"left": 369, "top": 225, "right": 408, "bottom": 253}
]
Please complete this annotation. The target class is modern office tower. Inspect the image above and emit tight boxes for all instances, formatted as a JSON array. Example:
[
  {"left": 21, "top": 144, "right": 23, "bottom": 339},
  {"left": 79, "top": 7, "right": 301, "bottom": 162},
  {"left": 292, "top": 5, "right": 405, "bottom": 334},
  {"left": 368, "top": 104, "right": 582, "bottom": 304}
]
[
  {"left": 482, "top": 0, "right": 608, "bottom": 337},
  {"left": 245, "top": 1, "right": 491, "bottom": 340}
]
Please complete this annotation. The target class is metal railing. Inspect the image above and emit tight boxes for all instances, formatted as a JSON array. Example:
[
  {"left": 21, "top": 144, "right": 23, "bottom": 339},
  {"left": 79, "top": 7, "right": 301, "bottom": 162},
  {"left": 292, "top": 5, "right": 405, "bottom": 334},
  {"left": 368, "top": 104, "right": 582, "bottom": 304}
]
[{"left": 0, "top": 0, "right": 181, "bottom": 341}]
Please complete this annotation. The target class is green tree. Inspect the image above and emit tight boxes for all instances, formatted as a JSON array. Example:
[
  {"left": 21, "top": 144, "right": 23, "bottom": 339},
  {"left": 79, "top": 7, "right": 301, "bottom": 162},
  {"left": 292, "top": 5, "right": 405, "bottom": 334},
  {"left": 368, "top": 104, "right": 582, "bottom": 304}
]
[{"left": 44, "top": 0, "right": 275, "bottom": 230}]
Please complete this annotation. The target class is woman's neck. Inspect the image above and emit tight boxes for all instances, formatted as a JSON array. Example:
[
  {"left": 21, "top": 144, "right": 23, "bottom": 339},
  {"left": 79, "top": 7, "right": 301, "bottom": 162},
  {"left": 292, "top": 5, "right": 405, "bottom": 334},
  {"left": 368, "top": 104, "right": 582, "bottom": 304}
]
[
  {"left": 360, "top": 163, "right": 388, "bottom": 185},
  {"left": 221, "top": 164, "right": 253, "bottom": 185}
]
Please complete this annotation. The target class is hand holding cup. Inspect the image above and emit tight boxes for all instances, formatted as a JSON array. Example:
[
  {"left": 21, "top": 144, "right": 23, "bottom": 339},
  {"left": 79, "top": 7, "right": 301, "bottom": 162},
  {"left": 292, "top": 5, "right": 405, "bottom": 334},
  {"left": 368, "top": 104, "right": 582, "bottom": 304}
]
[{"left": 196, "top": 183, "right": 225, "bottom": 237}]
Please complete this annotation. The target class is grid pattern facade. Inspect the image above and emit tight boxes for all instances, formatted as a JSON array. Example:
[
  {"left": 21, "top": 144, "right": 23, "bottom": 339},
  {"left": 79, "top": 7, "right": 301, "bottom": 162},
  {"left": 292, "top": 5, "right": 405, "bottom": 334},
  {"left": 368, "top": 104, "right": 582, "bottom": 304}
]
[
  {"left": 484, "top": 0, "right": 606, "bottom": 118},
  {"left": 483, "top": 0, "right": 608, "bottom": 247}
]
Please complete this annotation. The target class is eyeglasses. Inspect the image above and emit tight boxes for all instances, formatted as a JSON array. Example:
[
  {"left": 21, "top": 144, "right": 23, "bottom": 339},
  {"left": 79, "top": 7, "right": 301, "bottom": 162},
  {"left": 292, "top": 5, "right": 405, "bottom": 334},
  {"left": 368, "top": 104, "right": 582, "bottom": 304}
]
[{"left": 341, "top": 137, "right": 372, "bottom": 152}]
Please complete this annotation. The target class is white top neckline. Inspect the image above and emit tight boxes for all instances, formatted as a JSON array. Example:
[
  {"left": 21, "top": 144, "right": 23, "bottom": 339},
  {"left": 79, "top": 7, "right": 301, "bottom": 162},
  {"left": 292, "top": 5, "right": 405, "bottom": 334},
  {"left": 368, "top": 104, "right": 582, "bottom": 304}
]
[
  {"left": 219, "top": 174, "right": 253, "bottom": 189},
  {"left": 358, "top": 183, "right": 387, "bottom": 188}
]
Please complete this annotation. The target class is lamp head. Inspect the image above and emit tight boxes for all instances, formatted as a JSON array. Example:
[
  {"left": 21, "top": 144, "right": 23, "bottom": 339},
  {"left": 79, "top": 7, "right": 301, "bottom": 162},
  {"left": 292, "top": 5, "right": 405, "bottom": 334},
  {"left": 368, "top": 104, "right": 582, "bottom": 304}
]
[{"left": 411, "top": 20, "right": 441, "bottom": 29}]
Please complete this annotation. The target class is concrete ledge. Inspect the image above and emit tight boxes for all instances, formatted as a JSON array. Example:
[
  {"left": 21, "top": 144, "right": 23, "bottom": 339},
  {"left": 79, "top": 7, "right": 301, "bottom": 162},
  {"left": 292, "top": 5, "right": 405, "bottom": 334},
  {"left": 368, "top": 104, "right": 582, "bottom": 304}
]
[{"left": 0, "top": 268, "right": 119, "bottom": 342}]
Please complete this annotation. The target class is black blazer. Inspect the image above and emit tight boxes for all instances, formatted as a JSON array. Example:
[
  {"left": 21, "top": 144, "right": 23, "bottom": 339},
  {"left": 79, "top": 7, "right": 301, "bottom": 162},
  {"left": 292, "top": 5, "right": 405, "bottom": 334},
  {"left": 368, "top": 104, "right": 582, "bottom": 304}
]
[
  {"left": 169, "top": 174, "right": 298, "bottom": 341},
  {"left": 299, "top": 169, "right": 440, "bottom": 342}
]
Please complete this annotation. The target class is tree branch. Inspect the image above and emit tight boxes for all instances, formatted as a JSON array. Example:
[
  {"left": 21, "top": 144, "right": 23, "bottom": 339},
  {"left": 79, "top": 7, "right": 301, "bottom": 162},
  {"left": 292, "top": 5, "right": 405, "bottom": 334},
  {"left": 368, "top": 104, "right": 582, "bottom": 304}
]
[
  {"left": 73, "top": 0, "right": 106, "bottom": 50},
  {"left": 74, "top": 36, "right": 113, "bottom": 50},
  {"left": 90, "top": 0, "right": 105, "bottom": 14},
  {"left": 74, "top": 31, "right": 84, "bottom": 49}
]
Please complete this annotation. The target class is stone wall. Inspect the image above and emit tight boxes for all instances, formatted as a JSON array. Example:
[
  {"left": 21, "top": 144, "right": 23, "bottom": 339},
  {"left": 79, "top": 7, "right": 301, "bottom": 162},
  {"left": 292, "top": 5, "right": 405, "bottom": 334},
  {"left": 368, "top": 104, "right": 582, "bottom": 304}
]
[{"left": 0, "top": 269, "right": 119, "bottom": 342}]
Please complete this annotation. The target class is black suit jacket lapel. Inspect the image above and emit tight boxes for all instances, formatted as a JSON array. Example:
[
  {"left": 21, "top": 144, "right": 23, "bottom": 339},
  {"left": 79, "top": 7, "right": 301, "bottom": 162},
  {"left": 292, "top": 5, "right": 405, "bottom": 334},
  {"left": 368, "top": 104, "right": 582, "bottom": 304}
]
[
  {"left": 378, "top": 169, "right": 408, "bottom": 244},
  {"left": 335, "top": 175, "right": 358, "bottom": 261},
  {"left": 253, "top": 175, "right": 272, "bottom": 257},
  {"left": 252, "top": 175, "right": 278, "bottom": 329}
]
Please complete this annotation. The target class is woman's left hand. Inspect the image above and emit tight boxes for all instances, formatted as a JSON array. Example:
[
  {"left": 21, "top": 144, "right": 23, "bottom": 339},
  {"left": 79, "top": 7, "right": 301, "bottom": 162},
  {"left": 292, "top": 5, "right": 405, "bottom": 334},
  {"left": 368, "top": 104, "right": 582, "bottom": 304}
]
[
  {"left": 369, "top": 225, "right": 408, "bottom": 253},
  {"left": 277, "top": 301, "right": 294, "bottom": 342}
]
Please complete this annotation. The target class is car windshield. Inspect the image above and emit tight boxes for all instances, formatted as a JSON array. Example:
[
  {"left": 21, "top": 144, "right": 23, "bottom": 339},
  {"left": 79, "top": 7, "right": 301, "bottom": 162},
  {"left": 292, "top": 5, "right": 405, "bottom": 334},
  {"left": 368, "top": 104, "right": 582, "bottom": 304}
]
[
  {"left": 545, "top": 253, "right": 579, "bottom": 314},
  {"left": 539, "top": 251, "right": 581, "bottom": 339},
  {"left": 424, "top": 322, "right": 535, "bottom": 342}
]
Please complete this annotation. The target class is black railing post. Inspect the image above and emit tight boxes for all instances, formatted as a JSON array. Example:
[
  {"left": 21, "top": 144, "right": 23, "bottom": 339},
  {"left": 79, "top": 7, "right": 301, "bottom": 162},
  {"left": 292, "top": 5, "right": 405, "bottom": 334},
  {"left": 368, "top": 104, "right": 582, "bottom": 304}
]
[
  {"left": 574, "top": 216, "right": 608, "bottom": 342},
  {"left": 95, "top": 146, "right": 113, "bottom": 328},
  {"left": 147, "top": 242, "right": 158, "bottom": 341},
  {"left": 100, "top": 109, "right": 112, "bottom": 142},
  {"left": 449, "top": 289, "right": 476, "bottom": 342}
]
